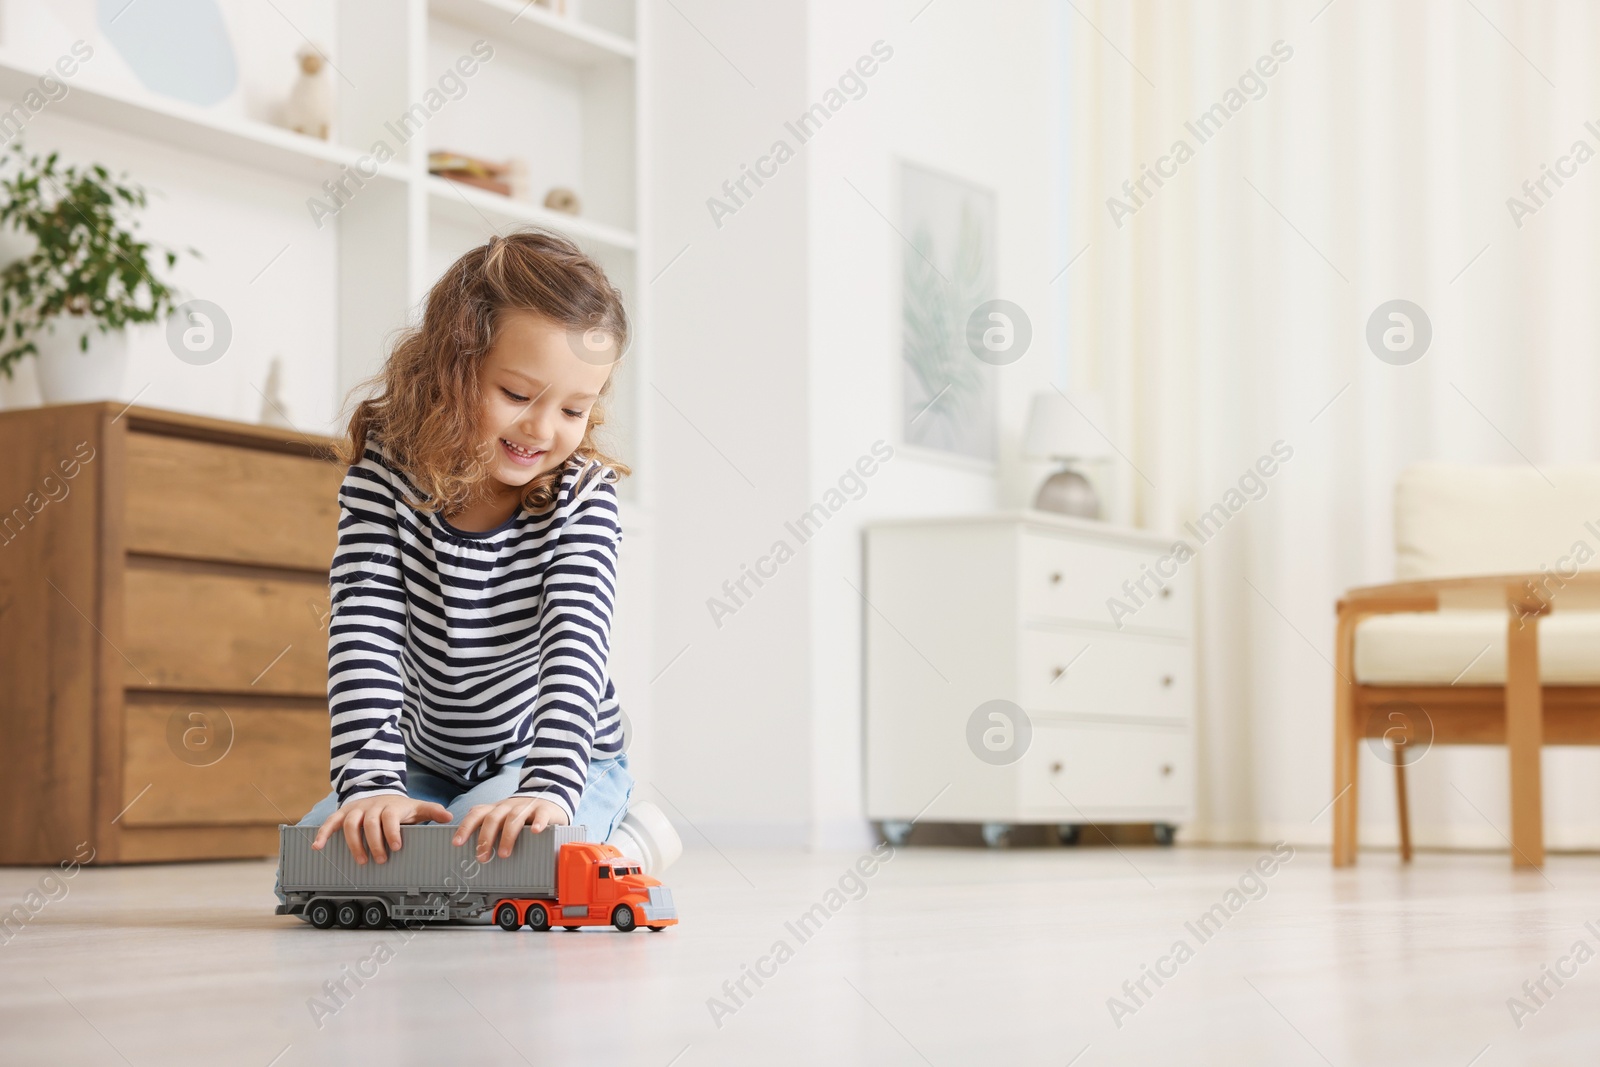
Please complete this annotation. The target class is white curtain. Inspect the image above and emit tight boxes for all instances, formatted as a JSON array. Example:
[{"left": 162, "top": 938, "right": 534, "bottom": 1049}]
[{"left": 1067, "top": 0, "right": 1600, "bottom": 848}]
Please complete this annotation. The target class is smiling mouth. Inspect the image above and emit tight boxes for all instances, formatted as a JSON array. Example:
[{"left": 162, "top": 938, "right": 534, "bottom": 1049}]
[{"left": 501, "top": 438, "right": 545, "bottom": 465}]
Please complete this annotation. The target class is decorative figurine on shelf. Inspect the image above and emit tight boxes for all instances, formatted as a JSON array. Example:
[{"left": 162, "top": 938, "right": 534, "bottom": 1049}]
[
  {"left": 259, "top": 355, "right": 293, "bottom": 428},
  {"left": 284, "top": 44, "right": 333, "bottom": 141},
  {"left": 544, "top": 186, "right": 581, "bottom": 215}
]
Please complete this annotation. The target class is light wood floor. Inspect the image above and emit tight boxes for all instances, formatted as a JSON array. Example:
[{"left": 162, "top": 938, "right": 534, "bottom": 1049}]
[{"left": 2, "top": 842, "right": 1596, "bottom": 1065}]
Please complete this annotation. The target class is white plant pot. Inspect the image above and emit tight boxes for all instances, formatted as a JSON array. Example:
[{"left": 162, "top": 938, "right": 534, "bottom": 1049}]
[{"left": 34, "top": 320, "right": 129, "bottom": 405}]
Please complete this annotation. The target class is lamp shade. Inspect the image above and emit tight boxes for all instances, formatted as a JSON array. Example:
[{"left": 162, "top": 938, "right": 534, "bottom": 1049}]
[{"left": 1023, "top": 390, "right": 1111, "bottom": 461}]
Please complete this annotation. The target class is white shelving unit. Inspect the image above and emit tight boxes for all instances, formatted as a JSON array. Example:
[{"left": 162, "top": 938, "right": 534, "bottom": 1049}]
[
  {"left": 0, "top": 0, "right": 648, "bottom": 506},
  {"left": 425, "top": 175, "right": 638, "bottom": 251},
  {"left": 0, "top": 47, "right": 411, "bottom": 185},
  {"left": 430, "top": 0, "right": 637, "bottom": 63},
  {"left": 343, "top": 0, "right": 649, "bottom": 506}
]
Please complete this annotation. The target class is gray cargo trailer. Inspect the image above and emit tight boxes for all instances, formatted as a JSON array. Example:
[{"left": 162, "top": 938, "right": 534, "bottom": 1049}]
[{"left": 275, "top": 823, "right": 589, "bottom": 927}]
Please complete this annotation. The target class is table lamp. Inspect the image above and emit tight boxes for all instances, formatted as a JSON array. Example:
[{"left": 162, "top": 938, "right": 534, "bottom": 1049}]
[{"left": 1023, "top": 389, "right": 1110, "bottom": 518}]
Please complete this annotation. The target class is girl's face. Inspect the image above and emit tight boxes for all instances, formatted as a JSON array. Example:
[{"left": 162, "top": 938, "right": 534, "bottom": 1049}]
[{"left": 478, "top": 310, "right": 614, "bottom": 495}]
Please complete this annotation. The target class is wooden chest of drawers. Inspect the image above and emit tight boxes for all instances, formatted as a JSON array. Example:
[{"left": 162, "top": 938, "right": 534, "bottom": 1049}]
[
  {"left": 0, "top": 403, "right": 345, "bottom": 864},
  {"left": 865, "top": 512, "right": 1196, "bottom": 839}
]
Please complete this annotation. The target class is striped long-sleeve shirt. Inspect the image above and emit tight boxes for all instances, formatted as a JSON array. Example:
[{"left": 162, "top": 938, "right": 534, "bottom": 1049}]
[{"left": 326, "top": 439, "right": 625, "bottom": 819}]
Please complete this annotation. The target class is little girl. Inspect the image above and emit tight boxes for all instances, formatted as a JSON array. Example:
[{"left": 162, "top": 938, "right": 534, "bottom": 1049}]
[{"left": 298, "top": 230, "right": 680, "bottom": 876}]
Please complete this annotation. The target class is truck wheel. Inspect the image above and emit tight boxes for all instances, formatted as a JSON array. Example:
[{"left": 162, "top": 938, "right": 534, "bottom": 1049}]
[
  {"left": 307, "top": 900, "right": 335, "bottom": 929},
  {"left": 337, "top": 901, "right": 361, "bottom": 929},
  {"left": 525, "top": 904, "right": 550, "bottom": 932},
  {"left": 611, "top": 905, "right": 637, "bottom": 932},
  {"left": 495, "top": 903, "right": 521, "bottom": 931},
  {"left": 648, "top": 926, "right": 666, "bottom": 932},
  {"left": 363, "top": 901, "right": 388, "bottom": 929}
]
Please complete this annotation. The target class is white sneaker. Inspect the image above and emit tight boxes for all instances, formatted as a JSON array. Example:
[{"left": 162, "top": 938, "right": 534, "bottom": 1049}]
[{"left": 605, "top": 800, "right": 683, "bottom": 876}]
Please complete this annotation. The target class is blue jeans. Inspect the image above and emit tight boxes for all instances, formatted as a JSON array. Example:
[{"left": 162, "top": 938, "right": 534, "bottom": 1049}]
[{"left": 295, "top": 752, "right": 635, "bottom": 843}]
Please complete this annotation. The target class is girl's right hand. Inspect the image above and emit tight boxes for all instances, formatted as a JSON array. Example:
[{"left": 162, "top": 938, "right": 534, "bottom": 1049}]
[{"left": 310, "top": 794, "right": 453, "bottom": 865}]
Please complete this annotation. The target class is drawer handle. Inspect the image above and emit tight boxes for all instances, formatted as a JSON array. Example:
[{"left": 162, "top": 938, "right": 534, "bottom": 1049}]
[
  {"left": 1052, "top": 666, "right": 1067, "bottom": 681},
  {"left": 1051, "top": 761, "right": 1063, "bottom": 774},
  {"left": 1161, "top": 675, "right": 1174, "bottom": 688},
  {"left": 1049, "top": 571, "right": 1063, "bottom": 585},
  {"left": 1160, "top": 587, "right": 1172, "bottom": 599},
  {"left": 1160, "top": 763, "right": 1173, "bottom": 777}
]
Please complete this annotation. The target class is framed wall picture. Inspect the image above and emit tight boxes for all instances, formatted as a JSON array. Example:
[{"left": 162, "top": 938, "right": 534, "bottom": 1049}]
[{"left": 898, "top": 160, "right": 998, "bottom": 464}]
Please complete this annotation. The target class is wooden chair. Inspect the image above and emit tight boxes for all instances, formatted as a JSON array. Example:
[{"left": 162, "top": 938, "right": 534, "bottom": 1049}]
[{"left": 1331, "top": 464, "right": 1600, "bottom": 869}]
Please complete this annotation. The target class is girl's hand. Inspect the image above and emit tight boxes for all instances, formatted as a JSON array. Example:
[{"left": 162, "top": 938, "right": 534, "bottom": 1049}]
[
  {"left": 310, "top": 794, "right": 453, "bottom": 865},
  {"left": 454, "top": 797, "right": 570, "bottom": 862}
]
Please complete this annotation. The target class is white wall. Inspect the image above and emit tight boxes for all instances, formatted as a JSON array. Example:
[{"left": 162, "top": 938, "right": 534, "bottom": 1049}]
[
  {"left": 646, "top": 0, "right": 816, "bottom": 843},
  {"left": 647, "top": 0, "right": 1065, "bottom": 845},
  {"left": 803, "top": 1, "right": 1064, "bottom": 845}
]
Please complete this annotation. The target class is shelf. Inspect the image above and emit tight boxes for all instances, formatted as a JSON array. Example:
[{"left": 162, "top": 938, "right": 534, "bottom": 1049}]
[
  {"left": 426, "top": 175, "right": 637, "bottom": 251},
  {"left": 430, "top": 0, "right": 635, "bottom": 65},
  {"left": 0, "top": 52, "right": 410, "bottom": 186}
]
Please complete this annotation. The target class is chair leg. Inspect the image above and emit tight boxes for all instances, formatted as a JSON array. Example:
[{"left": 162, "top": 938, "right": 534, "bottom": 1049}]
[
  {"left": 1394, "top": 754, "right": 1412, "bottom": 863},
  {"left": 1333, "top": 612, "right": 1360, "bottom": 867},
  {"left": 1505, "top": 609, "right": 1545, "bottom": 869}
]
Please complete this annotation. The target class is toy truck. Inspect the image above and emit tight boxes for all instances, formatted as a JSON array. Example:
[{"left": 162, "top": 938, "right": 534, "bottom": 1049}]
[{"left": 274, "top": 823, "right": 677, "bottom": 933}]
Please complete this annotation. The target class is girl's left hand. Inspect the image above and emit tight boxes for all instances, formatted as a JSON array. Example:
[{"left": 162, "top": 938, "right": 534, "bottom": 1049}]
[{"left": 454, "top": 797, "right": 570, "bottom": 861}]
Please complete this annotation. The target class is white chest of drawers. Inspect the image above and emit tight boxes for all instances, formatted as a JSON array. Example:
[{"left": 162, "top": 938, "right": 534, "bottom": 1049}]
[{"left": 863, "top": 512, "right": 1196, "bottom": 844}]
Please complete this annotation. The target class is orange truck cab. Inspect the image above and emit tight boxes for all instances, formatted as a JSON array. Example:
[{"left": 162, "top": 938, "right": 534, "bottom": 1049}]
[{"left": 493, "top": 842, "right": 678, "bottom": 933}]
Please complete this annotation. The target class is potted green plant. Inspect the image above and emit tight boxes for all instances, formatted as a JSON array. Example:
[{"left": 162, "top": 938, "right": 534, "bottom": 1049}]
[{"left": 0, "top": 144, "right": 187, "bottom": 403}]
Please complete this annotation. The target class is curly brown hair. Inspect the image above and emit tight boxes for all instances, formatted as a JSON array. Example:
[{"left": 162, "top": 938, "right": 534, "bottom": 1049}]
[{"left": 341, "top": 229, "right": 631, "bottom": 515}]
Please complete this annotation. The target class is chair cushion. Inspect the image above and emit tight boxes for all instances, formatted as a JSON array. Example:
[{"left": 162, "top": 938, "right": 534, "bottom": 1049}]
[
  {"left": 1354, "top": 611, "right": 1600, "bottom": 685},
  {"left": 1395, "top": 463, "right": 1600, "bottom": 579}
]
